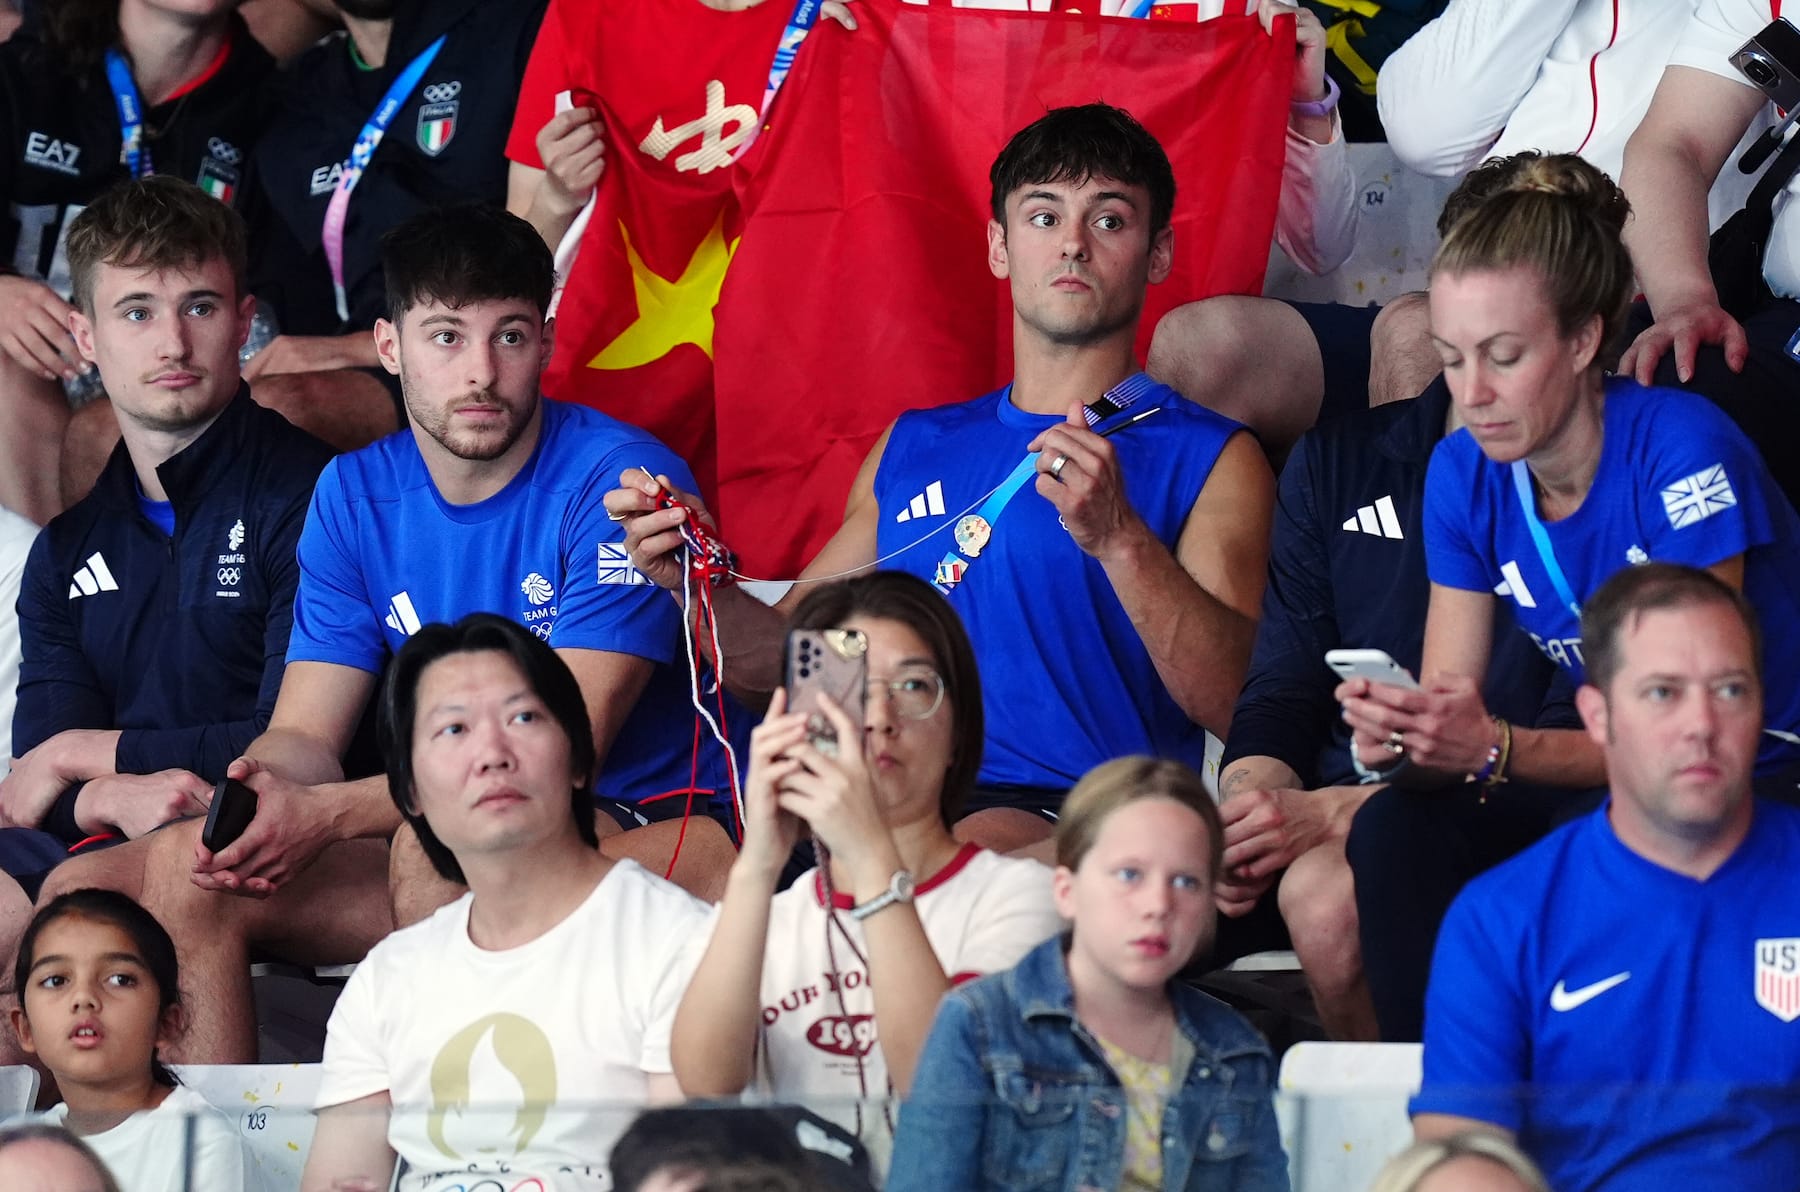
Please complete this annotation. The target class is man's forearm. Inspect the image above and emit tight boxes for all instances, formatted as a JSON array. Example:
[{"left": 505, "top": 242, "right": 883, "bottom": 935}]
[
  {"left": 522, "top": 195, "right": 582, "bottom": 254},
  {"left": 1099, "top": 522, "right": 1255, "bottom": 737},
  {"left": 245, "top": 726, "right": 345, "bottom": 786},
  {"left": 1219, "top": 755, "right": 1305, "bottom": 802},
  {"left": 1621, "top": 136, "right": 1722, "bottom": 314},
  {"left": 685, "top": 582, "right": 791, "bottom": 709},
  {"left": 314, "top": 773, "right": 403, "bottom": 840},
  {"left": 244, "top": 730, "right": 396, "bottom": 839},
  {"left": 37, "top": 728, "right": 122, "bottom": 782}
]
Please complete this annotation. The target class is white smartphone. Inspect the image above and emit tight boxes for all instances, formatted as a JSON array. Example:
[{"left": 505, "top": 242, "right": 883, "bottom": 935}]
[{"left": 1325, "top": 648, "right": 1421, "bottom": 690}]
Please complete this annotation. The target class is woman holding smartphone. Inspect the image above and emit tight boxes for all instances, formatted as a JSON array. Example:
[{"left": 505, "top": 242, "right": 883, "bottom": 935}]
[
  {"left": 1338, "top": 154, "right": 1800, "bottom": 794},
  {"left": 670, "top": 572, "right": 1061, "bottom": 1152}
]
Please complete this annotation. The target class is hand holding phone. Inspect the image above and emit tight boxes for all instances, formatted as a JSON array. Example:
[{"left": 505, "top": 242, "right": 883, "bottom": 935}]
[
  {"left": 784, "top": 628, "right": 868, "bottom": 757},
  {"left": 202, "top": 777, "right": 259, "bottom": 853},
  {"left": 1325, "top": 648, "right": 1420, "bottom": 691}
]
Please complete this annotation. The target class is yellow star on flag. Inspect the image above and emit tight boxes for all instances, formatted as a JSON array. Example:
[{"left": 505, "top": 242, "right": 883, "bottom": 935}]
[{"left": 589, "top": 212, "right": 738, "bottom": 370}]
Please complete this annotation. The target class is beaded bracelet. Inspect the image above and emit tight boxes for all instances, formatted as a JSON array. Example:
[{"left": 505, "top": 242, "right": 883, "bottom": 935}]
[{"left": 1472, "top": 716, "right": 1513, "bottom": 801}]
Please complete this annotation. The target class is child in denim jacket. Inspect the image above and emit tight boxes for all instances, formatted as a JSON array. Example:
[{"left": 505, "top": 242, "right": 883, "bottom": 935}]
[{"left": 888, "top": 757, "right": 1289, "bottom": 1192}]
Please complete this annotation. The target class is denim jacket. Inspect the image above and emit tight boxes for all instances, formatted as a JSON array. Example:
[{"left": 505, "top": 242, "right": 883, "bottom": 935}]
[{"left": 887, "top": 936, "right": 1289, "bottom": 1192}]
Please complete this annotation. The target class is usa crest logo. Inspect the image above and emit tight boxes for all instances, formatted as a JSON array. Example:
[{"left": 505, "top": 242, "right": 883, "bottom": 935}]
[
  {"left": 1755, "top": 938, "right": 1800, "bottom": 1022},
  {"left": 416, "top": 80, "right": 461, "bottom": 156}
]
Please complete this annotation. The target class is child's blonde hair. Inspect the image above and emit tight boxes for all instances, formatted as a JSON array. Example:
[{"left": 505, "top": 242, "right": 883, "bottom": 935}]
[{"left": 1054, "top": 756, "right": 1222, "bottom": 875}]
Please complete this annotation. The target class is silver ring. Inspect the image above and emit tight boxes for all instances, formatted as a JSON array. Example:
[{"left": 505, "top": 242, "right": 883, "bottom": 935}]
[
  {"left": 1050, "top": 453, "right": 1069, "bottom": 481},
  {"left": 1383, "top": 729, "right": 1406, "bottom": 756},
  {"left": 605, "top": 509, "right": 629, "bottom": 523}
]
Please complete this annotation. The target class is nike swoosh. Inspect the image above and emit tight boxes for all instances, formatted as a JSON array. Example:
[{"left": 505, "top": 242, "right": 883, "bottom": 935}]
[{"left": 1550, "top": 971, "right": 1631, "bottom": 1012}]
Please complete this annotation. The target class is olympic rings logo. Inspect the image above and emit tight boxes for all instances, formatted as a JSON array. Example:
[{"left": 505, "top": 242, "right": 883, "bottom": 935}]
[{"left": 422, "top": 82, "right": 463, "bottom": 103}]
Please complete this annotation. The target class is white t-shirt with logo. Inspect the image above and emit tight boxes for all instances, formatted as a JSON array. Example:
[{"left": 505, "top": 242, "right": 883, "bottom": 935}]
[
  {"left": 745, "top": 846, "right": 1060, "bottom": 1149},
  {"left": 316, "top": 861, "right": 712, "bottom": 1192},
  {"left": 43, "top": 1084, "right": 247, "bottom": 1192}
]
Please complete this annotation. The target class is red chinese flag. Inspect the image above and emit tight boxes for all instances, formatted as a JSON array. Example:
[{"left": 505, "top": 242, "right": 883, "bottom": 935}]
[
  {"left": 711, "top": 0, "right": 1291, "bottom": 577},
  {"left": 521, "top": 0, "right": 793, "bottom": 500}
]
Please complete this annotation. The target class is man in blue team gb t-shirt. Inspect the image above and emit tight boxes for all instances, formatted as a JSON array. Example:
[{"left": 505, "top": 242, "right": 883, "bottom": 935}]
[
  {"left": 1413, "top": 564, "right": 1800, "bottom": 1192},
  {"left": 43, "top": 204, "right": 739, "bottom": 1064}
]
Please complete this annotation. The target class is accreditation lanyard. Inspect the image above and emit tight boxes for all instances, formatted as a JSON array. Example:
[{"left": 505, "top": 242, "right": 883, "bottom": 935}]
[
  {"left": 932, "top": 373, "right": 1161, "bottom": 594},
  {"left": 104, "top": 49, "right": 152, "bottom": 179},
  {"left": 727, "top": 0, "right": 822, "bottom": 165},
  {"left": 322, "top": 34, "right": 447, "bottom": 324},
  {"left": 1510, "top": 461, "right": 1583, "bottom": 620}
]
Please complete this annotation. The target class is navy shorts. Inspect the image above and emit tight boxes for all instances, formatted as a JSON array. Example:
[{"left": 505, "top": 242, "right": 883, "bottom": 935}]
[
  {"left": 596, "top": 791, "right": 739, "bottom": 842},
  {"left": 959, "top": 783, "right": 1068, "bottom": 823},
  {"left": 1287, "top": 300, "right": 1383, "bottom": 425}
]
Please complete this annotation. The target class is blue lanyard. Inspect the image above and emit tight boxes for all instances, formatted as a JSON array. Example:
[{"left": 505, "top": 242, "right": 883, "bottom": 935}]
[
  {"left": 103, "top": 48, "right": 151, "bottom": 179},
  {"left": 759, "top": 0, "right": 821, "bottom": 115},
  {"left": 1510, "top": 461, "right": 1583, "bottom": 619},
  {"left": 323, "top": 34, "right": 448, "bottom": 322},
  {"left": 932, "top": 374, "right": 1161, "bottom": 593}
]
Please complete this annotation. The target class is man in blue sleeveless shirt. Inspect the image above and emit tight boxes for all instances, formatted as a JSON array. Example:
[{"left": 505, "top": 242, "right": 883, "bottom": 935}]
[{"left": 611, "top": 104, "right": 1274, "bottom": 859}]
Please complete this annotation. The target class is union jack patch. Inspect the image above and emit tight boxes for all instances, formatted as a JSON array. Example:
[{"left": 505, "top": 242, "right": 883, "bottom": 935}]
[
  {"left": 1661, "top": 464, "right": 1737, "bottom": 530},
  {"left": 597, "top": 543, "right": 649, "bottom": 586}
]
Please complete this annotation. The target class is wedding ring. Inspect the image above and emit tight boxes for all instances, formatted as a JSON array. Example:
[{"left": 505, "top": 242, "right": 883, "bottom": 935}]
[
  {"left": 1050, "top": 453, "right": 1069, "bottom": 481},
  {"left": 1383, "top": 729, "right": 1406, "bottom": 756}
]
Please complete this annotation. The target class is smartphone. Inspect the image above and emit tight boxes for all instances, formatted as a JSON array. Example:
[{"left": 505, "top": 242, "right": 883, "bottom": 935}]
[
  {"left": 1325, "top": 648, "right": 1421, "bottom": 691},
  {"left": 784, "top": 628, "right": 869, "bottom": 756},
  {"left": 202, "top": 777, "right": 259, "bottom": 853}
]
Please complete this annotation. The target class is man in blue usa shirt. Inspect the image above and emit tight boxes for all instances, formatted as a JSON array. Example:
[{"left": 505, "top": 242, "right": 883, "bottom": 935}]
[{"left": 1413, "top": 563, "right": 1800, "bottom": 1190}]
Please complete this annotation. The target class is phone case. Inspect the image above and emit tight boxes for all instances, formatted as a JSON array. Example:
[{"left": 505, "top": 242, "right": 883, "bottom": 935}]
[
  {"left": 203, "top": 777, "right": 259, "bottom": 853},
  {"left": 784, "top": 629, "right": 869, "bottom": 756}
]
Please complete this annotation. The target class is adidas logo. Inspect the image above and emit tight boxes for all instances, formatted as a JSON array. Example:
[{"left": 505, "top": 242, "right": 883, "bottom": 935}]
[
  {"left": 1494, "top": 560, "right": 1537, "bottom": 609},
  {"left": 68, "top": 552, "right": 119, "bottom": 599},
  {"left": 894, "top": 480, "right": 946, "bottom": 524},
  {"left": 1341, "top": 495, "right": 1402, "bottom": 540},
  {"left": 384, "top": 591, "right": 422, "bottom": 636}
]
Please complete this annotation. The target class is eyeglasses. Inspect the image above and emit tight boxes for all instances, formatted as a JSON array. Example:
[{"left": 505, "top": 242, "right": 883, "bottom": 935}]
[{"left": 867, "top": 666, "right": 945, "bottom": 721}]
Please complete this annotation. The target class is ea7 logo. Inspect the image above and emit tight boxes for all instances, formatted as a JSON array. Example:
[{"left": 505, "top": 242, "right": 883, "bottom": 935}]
[
  {"left": 24, "top": 132, "right": 80, "bottom": 176},
  {"left": 309, "top": 162, "right": 345, "bottom": 197}
]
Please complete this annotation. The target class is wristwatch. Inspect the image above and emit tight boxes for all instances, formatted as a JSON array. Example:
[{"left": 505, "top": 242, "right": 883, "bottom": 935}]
[{"left": 849, "top": 869, "right": 916, "bottom": 921}]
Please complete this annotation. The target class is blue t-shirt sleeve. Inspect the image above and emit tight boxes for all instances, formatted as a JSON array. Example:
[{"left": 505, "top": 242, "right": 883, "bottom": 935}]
[
  {"left": 1424, "top": 435, "right": 1493, "bottom": 594},
  {"left": 548, "top": 439, "right": 694, "bottom": 662},
  {"left": 287, "top": 461, "right": 386, "bottom": 673},
  {"left": 1638, "top": 398, "right": 1773, "bottom": 568},
  {"left": 1411, "top": 885, "right": 1529, "bottom": 1131}
]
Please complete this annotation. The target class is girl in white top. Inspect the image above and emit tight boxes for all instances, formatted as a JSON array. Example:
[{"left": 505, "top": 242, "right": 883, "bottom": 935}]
[
  {"left": 673, "top": 572, "right": 1062, "bottom": 1148},
  {"left": 10, "top": 890, "right": 246, "bottom": 1192}
]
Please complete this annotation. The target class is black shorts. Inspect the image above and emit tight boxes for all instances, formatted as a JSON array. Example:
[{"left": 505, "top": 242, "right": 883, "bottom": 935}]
[
  {"left": 1287, "top": 300, "right": 1383, "bottom": 425},
  {"left": 958, "top": 783, "right": 1068, "bottom": 823},
  {"left": 595, "top": 790, "right": 739, "bottom": 841}
]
